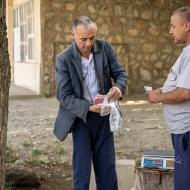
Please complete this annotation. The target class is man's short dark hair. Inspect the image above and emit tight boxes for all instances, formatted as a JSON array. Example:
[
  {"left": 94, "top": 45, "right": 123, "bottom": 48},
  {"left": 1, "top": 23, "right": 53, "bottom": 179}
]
[
  {"left": 72, "top": 16, "right": 96, "bottom": 31},
  {"left": 172, "top": 7, "right": 190, "bottom": 22}
]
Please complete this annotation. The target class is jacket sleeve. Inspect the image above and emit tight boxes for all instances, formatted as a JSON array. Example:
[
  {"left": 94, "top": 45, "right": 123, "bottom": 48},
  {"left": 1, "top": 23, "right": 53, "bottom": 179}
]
[
  {"left": 55, "top": 55, "right": 90, "bottom": 123},
  {"left": 104, "top": 42, "right": 128, "bottom": 96}
]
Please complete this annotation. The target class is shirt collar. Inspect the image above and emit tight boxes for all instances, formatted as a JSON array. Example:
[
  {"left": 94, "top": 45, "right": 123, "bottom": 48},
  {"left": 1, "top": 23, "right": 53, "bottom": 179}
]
[
  {"left": 81, "top": 52, "right": 93, "bottom": 62},
  {"left": 183, "top": 43, "right": 190, "bottom": 53},
  {"left": 74, "top": 40, "right": 100, "bottom": 58}
]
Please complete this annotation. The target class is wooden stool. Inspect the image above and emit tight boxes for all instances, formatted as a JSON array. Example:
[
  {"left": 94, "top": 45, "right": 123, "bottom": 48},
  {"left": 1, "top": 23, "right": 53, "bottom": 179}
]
[{"left": 133, "top": 167, "right": 174, "bottom": 190}]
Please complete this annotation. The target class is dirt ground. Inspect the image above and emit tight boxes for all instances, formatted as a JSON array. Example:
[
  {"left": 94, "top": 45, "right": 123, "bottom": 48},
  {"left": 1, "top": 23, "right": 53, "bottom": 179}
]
[{"left": 6, "top": 92, "right": 173, "bottom": 189}]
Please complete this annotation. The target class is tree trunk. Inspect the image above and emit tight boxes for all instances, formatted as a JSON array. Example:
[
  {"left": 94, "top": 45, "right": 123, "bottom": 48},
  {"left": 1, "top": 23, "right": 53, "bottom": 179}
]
[{"left": 0, "top": 0, "right": 11, "bottom": 189}]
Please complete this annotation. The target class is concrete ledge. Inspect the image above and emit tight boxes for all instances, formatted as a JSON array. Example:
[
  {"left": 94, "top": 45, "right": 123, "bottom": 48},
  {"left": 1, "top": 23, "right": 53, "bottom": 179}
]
[
  {"left": 117, "top": 159, "right": 136, "bottom": 166},
  {"left": 90, "top": 159, "right": 136, "bottom": 190}
]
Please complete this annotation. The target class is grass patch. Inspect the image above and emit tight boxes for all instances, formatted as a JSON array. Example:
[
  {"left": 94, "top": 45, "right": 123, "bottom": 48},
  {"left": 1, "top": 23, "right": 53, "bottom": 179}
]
[
  {"left": 28, "top": 159, "right": 46, "bottom": 165},
  {"left": 56, "top": 147, "right": 65, "bottom": 155},
  {"left": 5, "top": 182, "right": 15, "bottom": 190},
  {"left": 22, "top": 142, "right": 32, "bottom": 148},
  {"left": 32, "top": 149, "right": 44, "bottom": 157},
  {"left": 5, "top": 146, "right": 17, "bottom": 163}
]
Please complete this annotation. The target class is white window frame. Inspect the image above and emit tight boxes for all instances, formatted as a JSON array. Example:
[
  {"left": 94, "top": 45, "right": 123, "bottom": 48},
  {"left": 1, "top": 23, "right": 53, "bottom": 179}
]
[{"left": 13, "top": 0, "right": 34, "bottom": 63}]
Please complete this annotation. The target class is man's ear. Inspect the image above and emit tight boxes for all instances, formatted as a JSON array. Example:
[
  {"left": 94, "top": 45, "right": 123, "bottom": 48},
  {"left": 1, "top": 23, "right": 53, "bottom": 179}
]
[
  {"left": 70, "top": 30, "right": 75, "bottom": 40},
  {"left": 185, "top": 22, "right": 190, "bottom": 32}
]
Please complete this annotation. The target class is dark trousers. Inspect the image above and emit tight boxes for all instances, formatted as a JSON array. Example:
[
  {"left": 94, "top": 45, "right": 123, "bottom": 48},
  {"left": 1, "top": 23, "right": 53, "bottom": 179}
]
[
  {"left": 172, "top": 131, "right": 190, "bottom": 190},
  {"left": 72, "top": 112, "right": 118, "bottom": 190}
]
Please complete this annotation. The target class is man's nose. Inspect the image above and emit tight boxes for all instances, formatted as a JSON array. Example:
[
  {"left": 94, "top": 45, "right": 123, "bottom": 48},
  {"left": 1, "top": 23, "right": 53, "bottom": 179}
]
[
  {"left": 86, "top": 39, "right": 93, "bottom": 46},
  {"left": 169, "top": 28, "right": 172, "bottom": 35}
]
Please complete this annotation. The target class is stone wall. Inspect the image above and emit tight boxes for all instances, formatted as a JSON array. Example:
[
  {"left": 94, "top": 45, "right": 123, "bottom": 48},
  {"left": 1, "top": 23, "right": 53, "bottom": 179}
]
[{"left": 40, "top": 0, "right": 189, "bottom": 97}]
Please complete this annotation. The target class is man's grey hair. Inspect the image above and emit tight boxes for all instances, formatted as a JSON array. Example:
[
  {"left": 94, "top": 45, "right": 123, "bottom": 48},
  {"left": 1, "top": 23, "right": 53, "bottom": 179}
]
[
  {"left": 172, "top": 7, "right": 190, "bottom": 22},
  {"left": 72, "top": 16, "right": 96, "bottom": 31}
]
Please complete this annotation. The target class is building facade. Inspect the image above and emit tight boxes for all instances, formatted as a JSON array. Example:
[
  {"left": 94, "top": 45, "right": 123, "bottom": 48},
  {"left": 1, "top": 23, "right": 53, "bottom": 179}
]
[{"left": 7, "top": 0, "right": 189, "bottom": 96}]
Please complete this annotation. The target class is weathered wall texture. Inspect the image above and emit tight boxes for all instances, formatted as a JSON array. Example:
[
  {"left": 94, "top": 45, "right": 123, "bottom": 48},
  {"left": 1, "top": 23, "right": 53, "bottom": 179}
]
[{"left": 40, "top": 0, "right": 189, "bottom": 97}]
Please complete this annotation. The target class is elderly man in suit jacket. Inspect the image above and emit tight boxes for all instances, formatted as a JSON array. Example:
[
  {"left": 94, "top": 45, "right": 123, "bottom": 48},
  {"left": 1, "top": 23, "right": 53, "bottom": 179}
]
[{"left": 54, "top": 16, "right": 128, "bottom": 190}]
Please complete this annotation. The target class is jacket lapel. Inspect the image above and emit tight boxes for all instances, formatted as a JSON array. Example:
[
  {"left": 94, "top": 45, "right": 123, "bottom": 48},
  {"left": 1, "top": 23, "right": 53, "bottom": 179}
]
[{"left": 71, "top": 43, "right": 83, "bottom": 85}]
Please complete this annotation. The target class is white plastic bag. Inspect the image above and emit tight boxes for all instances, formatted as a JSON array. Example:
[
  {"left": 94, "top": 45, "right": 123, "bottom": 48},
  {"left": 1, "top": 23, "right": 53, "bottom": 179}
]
[
  {"left": 100, "top": 95, "right": 111, "bottom": 116},
  {"left": 109, "top": 101, "right": 122, "bottom": 132},
  {"left": 100, "top": 95, "right": 122, "bottom": 132}
]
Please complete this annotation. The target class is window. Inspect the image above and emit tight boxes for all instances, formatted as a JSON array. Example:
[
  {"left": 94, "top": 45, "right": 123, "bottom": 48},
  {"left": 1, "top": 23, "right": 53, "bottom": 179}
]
[{"left": 13, "top": 0, "right": 34, "bottom": 62}]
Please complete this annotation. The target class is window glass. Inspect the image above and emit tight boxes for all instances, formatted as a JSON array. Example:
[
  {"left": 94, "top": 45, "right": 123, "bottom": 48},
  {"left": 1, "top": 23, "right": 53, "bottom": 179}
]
[{"left": 13, "top": 0, "right": 34, "bottom": 62}]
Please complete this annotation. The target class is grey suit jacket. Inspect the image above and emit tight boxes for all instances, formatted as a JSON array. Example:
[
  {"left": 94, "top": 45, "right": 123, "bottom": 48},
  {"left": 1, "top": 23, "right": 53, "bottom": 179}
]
[{"left": 54, "top": 39, "right": 128, "bottom": 141}]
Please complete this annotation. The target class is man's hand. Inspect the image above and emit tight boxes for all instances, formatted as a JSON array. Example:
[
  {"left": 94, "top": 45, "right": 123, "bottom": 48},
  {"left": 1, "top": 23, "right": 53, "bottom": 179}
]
[
  {"left": 148, "top": 87, "right": 190, "bottom": 104},
  {"left": 147, "top": 89, "right": 163, "bottom": 103},
  {"left": 107, "top": 86, "right": 122, "bottom": 101},
  {"left": 89, "top": 104, "right": 102, "bottom": 113}
]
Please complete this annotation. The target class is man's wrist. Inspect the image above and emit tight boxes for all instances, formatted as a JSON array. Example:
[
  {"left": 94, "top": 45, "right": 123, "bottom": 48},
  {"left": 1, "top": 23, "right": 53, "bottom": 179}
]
[
  {"left": 158, "top": 88, "right": 162, "bottom": 93},
  {"left": 160, "top": 93, "right": 165, "bottom": 103},
  {"left": 89, "top": 105, "right": 92, "bottom": 111}
]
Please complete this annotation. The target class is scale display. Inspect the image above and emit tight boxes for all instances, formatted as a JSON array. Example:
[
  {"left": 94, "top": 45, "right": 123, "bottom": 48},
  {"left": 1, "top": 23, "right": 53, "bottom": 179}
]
[{"left": 141, "top": 149, "right": 174, "bottom": 169}]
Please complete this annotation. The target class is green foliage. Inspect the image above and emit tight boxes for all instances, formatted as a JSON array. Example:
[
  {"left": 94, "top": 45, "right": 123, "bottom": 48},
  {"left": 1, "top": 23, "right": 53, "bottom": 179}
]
[
  {"left": 32, "top": 149, "right": 43, "bottom": 157},
  {"left": 56, "top": 147, "right": 65, "bottom": 155},
  {"left": 5, "top": 182, "right": 15, "bottom": 190}
]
